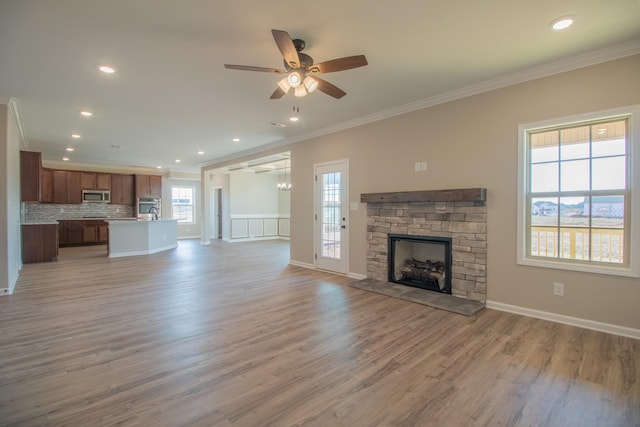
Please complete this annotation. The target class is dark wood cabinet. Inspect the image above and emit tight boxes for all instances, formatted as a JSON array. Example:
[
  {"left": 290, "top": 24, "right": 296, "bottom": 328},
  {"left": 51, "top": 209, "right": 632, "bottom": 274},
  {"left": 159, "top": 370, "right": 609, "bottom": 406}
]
[
  {"left": 22, "top": 224, "right": 58, "bottom": 263},
  {"left": 67, "top": 171, "right": 81, "bottom": 204},
  {"left": 20, "top": 151, "right": 42, "bottom": 202},
  {"left": 82, "top": 220, "right": 108, "bottom": 244},
  {"left": 97, "top": 173, "right": 111, "bottom": 190},
  {"left": 52, "top": 170, "right": 82, "bottom": 204},
  {"left": 135, "top": 174, "right": 162, "bottom": 198},
  {"left": 81, "top": 172, "right": 112, "bottom": 190},
  {"left": 58, "top": 220, "right": 83, "bottom": 246},
  {"left": 53, "top": 170, "right": 68, "bottom": 203},
  {"left": 41, "top": 168, "right": 53, "bottom": 203},
  {"left": 111, "top": 174, "right": 134, "bottom": 205},
  {"left": 59, "top": 220, "right": 105, "bottom": 246}
]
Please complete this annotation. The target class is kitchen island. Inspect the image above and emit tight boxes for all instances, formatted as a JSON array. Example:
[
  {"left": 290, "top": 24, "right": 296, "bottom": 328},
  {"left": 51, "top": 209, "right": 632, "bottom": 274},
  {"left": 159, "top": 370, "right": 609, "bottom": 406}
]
[{"left": 106, "top": 219, "right": 178, "bottom": 258}]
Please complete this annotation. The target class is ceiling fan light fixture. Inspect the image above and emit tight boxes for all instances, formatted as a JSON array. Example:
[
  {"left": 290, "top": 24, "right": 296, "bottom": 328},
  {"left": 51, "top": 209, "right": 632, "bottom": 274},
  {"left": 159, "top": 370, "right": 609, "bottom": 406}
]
[
  {"left": 277, "top": 77, "right": 291, "bottom": 93},
  {"left": 294, "top": 85, "right": 307, "bottom": 97},
  {"left": 303, "top": 76, "right": 318, "bottom": 93},
  {"left": 288, "top": 71, "right": 302, "bottom": 88}
]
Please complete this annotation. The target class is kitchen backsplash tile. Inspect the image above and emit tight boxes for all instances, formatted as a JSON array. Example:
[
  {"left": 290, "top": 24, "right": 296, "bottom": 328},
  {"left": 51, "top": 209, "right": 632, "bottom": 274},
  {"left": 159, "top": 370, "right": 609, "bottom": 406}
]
[{"left": 24, "top": 203, "right": 134, "bottom": 221}]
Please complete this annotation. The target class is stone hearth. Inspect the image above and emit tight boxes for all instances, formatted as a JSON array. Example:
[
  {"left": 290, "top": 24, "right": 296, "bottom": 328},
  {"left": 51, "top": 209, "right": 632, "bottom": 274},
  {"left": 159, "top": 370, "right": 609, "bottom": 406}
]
[{"left": 361, "top": 188, "right": 487, "bottom": 303}]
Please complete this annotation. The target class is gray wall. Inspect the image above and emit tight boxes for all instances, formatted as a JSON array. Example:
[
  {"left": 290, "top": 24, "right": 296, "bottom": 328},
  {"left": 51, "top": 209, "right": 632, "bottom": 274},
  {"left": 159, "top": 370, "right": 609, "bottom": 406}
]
[{"left": 290, "top": 55, "right": 640, "bottom": 330}]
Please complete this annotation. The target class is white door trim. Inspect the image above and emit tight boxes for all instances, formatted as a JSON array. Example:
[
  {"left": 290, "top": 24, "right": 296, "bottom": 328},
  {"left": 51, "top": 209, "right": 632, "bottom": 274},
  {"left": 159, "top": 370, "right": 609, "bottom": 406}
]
[{"left": 313, "top": 158, "right": 349, "bottom": 274}]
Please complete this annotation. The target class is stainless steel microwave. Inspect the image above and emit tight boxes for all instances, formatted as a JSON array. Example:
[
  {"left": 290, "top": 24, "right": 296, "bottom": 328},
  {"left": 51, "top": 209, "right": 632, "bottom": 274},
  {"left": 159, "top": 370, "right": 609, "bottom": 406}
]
[{"left": 82, "top": 190, "right": 110, "bottom": 203}]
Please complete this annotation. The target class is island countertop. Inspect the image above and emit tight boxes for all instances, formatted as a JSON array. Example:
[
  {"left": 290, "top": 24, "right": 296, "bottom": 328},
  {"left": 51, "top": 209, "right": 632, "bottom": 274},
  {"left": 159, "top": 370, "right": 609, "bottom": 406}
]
[{"left": 107, "top": 219, "right": 178, "bottom": 258}]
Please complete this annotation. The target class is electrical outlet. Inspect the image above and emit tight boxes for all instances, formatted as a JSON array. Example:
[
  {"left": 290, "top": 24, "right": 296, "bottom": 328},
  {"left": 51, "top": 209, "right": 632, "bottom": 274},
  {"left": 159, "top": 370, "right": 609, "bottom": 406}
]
[
  {"left": 421, "top": 161, "right": 427, "bottom": 171},
  {"left": 414, "top": 162, "right": 421, "bottom": 172},
  {"left": 553, "top": 282, "right": 564, "bottom": 296}
]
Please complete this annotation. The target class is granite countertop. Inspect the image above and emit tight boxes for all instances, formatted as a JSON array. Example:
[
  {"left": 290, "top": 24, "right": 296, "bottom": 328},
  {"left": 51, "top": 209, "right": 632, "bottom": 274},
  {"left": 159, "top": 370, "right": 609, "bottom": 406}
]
[
  {"left": 60, "top": 217, "right": 137, "bottom": 221},
  {"left": 106, "top": 218, "right": 177, "bottom": 223},
  {"left": 21, "top": 220, "right": 59, "bottom": 225}
]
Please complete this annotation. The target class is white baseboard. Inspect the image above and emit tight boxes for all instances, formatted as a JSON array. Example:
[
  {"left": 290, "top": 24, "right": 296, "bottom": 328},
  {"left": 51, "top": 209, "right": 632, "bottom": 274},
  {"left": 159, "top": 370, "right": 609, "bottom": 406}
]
[
  {"left": 108, "top": 244, "right": 178, "bottom": 258},
  {"left": 289, "top": 259, "right": 315, "bottom": 269},
  {"left": 227, "top": 236, "right": 289, "bottom": 243},
  {"left": 486, "top": 300, "right": 640, "bottom": 340},
  {"left": 178, "top": 235, "right": 201, "bottom": 240},
  {"left": 288, "top": 261, "right": 366, "bottom": 281}
]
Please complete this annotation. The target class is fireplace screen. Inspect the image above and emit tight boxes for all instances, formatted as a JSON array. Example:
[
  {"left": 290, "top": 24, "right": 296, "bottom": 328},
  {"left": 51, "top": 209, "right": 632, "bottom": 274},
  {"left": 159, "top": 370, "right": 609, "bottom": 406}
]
[{"left": 388, "top": 234, "right": 452, "bottom": 294}]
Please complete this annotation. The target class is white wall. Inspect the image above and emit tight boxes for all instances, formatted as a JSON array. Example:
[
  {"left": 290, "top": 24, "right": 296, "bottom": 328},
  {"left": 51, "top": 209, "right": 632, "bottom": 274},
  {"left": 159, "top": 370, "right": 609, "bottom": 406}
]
[
  {"left": 163, "top": 177, "right": 201, "bottom": 239},
  {"left": 0, "top": 100, "right": 23, "bottom": 294},
  {"left": 230, "top": 171, "right": 280, "bottom": 215}
]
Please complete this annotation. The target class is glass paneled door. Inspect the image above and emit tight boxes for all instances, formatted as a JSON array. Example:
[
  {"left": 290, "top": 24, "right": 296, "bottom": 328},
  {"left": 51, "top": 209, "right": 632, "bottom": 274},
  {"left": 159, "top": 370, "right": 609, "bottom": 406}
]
[{"left": 315, "top": 160, "right": 349, "bottom": 274}]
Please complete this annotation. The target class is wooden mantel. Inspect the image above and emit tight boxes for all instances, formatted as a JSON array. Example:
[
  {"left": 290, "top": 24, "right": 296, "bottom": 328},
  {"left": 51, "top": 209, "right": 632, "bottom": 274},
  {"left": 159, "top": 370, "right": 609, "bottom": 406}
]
[{"left": 360, "top": 188, "right": 486, "bottom": 203}]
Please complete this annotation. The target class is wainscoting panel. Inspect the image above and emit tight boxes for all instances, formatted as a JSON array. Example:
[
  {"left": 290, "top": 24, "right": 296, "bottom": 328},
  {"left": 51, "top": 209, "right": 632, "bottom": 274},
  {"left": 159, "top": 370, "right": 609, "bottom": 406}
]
[
  {"left": 279, "top": 218, "right": 290, "bottom": 237},
  {"left": 249, "top": 219, "right": 264, "bottom": 237},
  {"left": 264, "top": 219, "right": 278, "bottom": 236},
  {"left": 231, "top": 219, "right": 248, "bottom": 239}
]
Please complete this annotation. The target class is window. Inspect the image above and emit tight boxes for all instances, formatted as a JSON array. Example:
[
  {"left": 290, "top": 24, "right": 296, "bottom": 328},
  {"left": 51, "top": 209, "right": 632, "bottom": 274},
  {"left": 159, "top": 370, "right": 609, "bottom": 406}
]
[
  {"left": 171, "top": 186, "right": 195, "bottom": 223},
  {"left": 517, "top": 106, "right": 640, "bottom": 277}
]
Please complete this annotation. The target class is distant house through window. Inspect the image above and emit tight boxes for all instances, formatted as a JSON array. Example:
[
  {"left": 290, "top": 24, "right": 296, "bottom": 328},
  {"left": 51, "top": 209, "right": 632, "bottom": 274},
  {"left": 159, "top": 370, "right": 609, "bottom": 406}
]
[
  {"left": 517, "top": 105, "right": 640, "bottom": 277},
  {"left": 171, "top": 186, "right": 195, "bottom": 224}
]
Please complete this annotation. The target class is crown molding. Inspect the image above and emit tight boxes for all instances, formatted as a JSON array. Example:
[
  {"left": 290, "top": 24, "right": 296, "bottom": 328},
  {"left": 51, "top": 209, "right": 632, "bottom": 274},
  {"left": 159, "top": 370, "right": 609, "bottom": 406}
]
[
  {"left": 3, "top": 97, "right": 28, "bottom": 150},
  {"left": 202, "top": 40, "right": 640, "bottom": 170}
]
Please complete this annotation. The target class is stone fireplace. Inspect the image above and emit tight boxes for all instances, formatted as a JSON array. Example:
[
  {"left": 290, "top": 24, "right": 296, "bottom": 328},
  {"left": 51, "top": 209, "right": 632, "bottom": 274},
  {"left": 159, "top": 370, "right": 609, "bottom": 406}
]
[{"left": 361, "top": 188, "right": 487, "bottom": 303}]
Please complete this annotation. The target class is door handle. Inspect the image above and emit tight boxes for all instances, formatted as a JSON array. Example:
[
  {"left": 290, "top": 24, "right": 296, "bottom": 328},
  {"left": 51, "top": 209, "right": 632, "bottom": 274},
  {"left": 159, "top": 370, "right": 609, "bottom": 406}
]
[{"left": 341, "top": 225, "right": 346, "bottom": 229}]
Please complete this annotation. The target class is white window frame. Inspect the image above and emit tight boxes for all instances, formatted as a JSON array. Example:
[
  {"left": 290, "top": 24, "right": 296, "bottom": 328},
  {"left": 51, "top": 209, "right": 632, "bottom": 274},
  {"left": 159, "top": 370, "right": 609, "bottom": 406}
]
[
  {"left": 517, "top": 105, "right": 640, "bottom": 278},
  {"left": 171, "top": 185, "right": 196, "bottom": 224}
]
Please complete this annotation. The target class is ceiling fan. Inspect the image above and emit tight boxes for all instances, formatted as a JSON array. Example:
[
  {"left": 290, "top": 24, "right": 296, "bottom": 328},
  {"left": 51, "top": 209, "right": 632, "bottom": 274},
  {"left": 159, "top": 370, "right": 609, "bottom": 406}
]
[{"left": 224, "top": 29, "right": 368, "bottom": 99}]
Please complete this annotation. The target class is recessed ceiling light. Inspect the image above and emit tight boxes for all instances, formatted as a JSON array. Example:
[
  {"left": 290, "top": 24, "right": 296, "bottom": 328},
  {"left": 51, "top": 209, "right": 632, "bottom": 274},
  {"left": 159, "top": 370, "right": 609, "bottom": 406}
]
[
  {"left": 71, "top": 133, "right": 81, "bottom": 139},
  {"left": 175, "top": 159, "right": 181, "bottom": 163},
  {"left": 289, "top": 116, "right": 299, "bottom": 122},
  {"left": 62, "top": 157, "right": 70, "bottom": 161},
  {"left": 65, "top": 147, "right": 74, "bottom": 152},
  {"left": 551, "top": 16, "right": 574, "bottom": 30},
  {"left": 156, "top": 166, "right": 163, "bottom": 169},
  {"left": 232, "top": 138, "right": 240, "bottom": 142},
  {"left": 80, "top": 111, "right": 93, "bottom": 117},
  {"left": 99, "top": 65, "right": 116, "bottom": 74},
  {"left": 197, "top": 150, "right": 204, "bottom": 155}
]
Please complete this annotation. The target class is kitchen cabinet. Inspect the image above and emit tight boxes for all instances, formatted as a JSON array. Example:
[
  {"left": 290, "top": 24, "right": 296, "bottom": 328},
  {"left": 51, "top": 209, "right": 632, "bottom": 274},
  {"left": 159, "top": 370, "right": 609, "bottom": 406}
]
[
  {"left": 41, "top": 168, "right": 53, "bottom": 203},
  {"left": 53, "top": 170, "right": 82, "bottom": 204},
  {"left": 81, "top": 172, "right": 111, "bottom": 190},
  {"left": 20, "top": 151, "right": 42, "bottom": 202},
  {"left": 82, "top": 220, "right": 108, "bottom": 244},
  {"left": 58, "top": 220, "right": 83, "bottom": 246},
  {"left": 22, "top": 223, "right": 58, "bottom": 263},
  {"left": 111, "top": 174, "right": 134, "bottom": 205},
  {"left": 59, "top": 220, "right": 105, "bottom": 246},
  {"left": 135, "top": 174, "right": 162, "bottom": 198}
]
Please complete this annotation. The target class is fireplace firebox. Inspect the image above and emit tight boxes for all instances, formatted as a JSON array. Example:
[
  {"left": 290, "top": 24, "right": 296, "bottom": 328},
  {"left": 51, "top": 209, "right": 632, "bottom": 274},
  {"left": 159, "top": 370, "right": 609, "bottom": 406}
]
[{"left": 388, "top": 234, "right": 452, "bottom": 294}]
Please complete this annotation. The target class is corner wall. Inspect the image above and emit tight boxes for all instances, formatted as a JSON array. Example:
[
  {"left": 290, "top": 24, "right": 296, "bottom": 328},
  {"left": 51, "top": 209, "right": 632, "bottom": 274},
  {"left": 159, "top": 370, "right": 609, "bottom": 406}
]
[
  {"left": 0, "top": 101, "right": 22, "bottom": 294},
  {"left": 290, "top": 54, "right": 640, "bottom": 330}
]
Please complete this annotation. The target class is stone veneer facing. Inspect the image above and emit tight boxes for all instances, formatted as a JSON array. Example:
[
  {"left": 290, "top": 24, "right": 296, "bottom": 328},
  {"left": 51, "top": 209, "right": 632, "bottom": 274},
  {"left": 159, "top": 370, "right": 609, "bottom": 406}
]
[{"left": 364, "top": 192, "right": 487, "bottom": 303}]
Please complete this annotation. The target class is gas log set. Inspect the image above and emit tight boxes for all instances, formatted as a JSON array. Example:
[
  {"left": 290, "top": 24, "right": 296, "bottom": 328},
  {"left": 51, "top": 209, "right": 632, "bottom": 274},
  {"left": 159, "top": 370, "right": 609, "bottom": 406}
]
[{"left": 399, "top": 259, "right": 446, "bottom": 291}]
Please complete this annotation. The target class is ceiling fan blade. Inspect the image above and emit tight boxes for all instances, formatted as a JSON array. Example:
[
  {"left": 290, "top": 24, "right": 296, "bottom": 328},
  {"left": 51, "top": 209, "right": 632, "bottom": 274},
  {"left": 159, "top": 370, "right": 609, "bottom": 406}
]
[
  {"left": 224, "top": 64, "right": 287, "bottom": 73},
  {"left": 271, "top": 29, "right": 300, "bottom": 68},
  {"left": 314, "top": 77, "right": 346, "bottom": 99},
  {"left": 270, "top": 87, "right": 286, "bottom": 99},
  {"left": 308, "top": 55, "right": 368, "bottom": 74}
]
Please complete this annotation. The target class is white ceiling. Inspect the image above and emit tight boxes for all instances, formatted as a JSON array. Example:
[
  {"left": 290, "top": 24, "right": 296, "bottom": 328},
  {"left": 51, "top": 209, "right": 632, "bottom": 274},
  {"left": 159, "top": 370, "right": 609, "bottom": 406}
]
[{"left": 1, "top": 1, "right": 639, "bottom": 174}]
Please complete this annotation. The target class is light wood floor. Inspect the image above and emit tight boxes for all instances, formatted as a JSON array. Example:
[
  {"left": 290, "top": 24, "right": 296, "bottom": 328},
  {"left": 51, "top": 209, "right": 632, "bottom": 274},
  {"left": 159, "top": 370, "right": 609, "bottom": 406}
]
[{"left": 1, "top": 239, "right": 638, "bottom": 426}]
